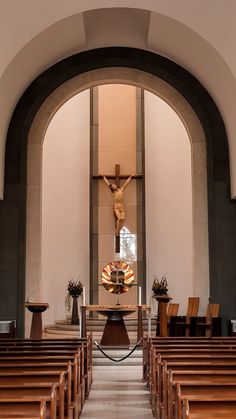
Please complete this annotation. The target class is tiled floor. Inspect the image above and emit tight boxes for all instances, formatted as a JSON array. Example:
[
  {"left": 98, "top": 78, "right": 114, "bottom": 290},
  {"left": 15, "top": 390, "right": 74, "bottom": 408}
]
[{"left": 81, "top": 365, "right": 153, "bottom": 418}]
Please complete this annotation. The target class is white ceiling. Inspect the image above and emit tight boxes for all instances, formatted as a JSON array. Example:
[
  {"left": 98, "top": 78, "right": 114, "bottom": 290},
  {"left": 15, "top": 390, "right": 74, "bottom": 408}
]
[{"left": 0, "top": 1, "right": 236, "bottom": 197}]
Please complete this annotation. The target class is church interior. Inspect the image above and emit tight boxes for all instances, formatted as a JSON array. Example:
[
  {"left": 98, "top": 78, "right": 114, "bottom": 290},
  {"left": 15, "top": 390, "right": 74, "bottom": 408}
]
[{"left": 1, "top": 1, "right": 236, "bottom": 418}]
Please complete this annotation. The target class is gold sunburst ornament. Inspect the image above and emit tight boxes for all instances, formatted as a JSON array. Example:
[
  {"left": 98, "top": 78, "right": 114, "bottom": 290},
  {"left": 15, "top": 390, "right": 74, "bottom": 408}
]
[{"left": 101, "top": 261, "right": 134, "bottom": 294}]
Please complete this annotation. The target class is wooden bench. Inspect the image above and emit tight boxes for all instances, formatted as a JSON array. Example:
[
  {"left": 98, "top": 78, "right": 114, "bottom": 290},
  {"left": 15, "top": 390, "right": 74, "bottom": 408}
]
[
  {"left": 159, "top": 349, "right": 236, "bottom": 414},
  {"left": 150, "top": 347, "right": 236, "bottom": 396},
  {"left": 182, "top": 398, "right": 236, "bottom": 419},
  {"left": 167, "top": 366, "right": 236, "bottom": 418},
  {"left": 0, "top": 383, "right": 57, "bottom": 419},
  {"left": 146, "top": 337, "right": 236, "bottom": 418},
  {"left": 153, "top": 353, "right": 236, "bottom": 417},
  {"left": 0, "top": 356, "right": 76, "bottom": 418},
  {"left": 142, "top": 336, "right": 236, "bottom": 382},
  {"left": 0, "top": 364, "right": 73, "bottom": 418},
  {"left": 175, "top": 381, "right": 236, "bottom": 419},
  {"left": 1, "top": 355, "right": 83, "bottom": 407},
  {"left": 0, "top": 341, "right": 92, "bottom": 402},
  {"left": 0, "top": 352, "right": 81, "bottom": 414},
  {"left": 0, "top": 337, "right": 93, "bottom": 418},
  {"left": 0, "top": 399, "right": 46, "bottom": 419},
  {"left": 0, "top": 336, "right": 93, "bottom": 397}
]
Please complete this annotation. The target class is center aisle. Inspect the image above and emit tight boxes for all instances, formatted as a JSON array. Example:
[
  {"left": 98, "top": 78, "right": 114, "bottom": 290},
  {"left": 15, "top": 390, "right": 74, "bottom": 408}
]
[{"left": 80, "top": 365, "right": 153, "bottom": 418}]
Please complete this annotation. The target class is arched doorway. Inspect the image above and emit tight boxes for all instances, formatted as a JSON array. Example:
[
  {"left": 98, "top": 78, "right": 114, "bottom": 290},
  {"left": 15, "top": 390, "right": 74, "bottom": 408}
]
[{"left": 4, "top": 48, "right": 230, "bottom": 336}]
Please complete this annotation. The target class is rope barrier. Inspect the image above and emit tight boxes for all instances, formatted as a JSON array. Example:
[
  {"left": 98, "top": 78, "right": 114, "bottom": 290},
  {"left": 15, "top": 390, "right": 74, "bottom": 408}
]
[{"left": 93, "top": 338, "right": 142, "bottom": 362}]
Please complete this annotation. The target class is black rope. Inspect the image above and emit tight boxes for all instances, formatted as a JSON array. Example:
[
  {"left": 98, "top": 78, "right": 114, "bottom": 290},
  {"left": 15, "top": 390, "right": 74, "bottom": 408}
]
[{"left": 93, "top": 338, "right": 142, "bottom": 362}]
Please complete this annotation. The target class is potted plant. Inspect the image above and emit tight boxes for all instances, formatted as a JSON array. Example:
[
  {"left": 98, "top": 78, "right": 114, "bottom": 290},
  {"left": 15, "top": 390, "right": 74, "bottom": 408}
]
[
  {"left": 152, "top": 275, "right": 172, "bottom": 337},
  {"left": 65, "top": 279, "right": 83, "bottom": 324},
  {"left": 152, "top": 275, "right": 172, "bottom": 304},
  {"left": 152, "top": 275, "right": 168, "bottom": 296}
]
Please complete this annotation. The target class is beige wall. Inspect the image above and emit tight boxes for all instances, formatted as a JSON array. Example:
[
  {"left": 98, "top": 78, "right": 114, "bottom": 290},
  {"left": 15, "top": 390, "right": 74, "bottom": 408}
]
[
  {"left": 145, "top": 91, "right": 195, "bottom": 315},
  {"left": 41, "top": 90, "right": 90, "bottom": 326}
]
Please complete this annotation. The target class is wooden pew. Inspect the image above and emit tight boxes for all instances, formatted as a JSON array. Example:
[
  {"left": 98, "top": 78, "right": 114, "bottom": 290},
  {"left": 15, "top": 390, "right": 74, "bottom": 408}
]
[
  {"left": 0, "top": 339, "right": 91, "bottom": 418},
  {"left": 150, "top": 347, "right": 236, "bottom": 394},
  {"left": 154, "top": 353, "right": 236, "bottom": 417},
  {"left": 0, "top": 337, "right": 93, "bottom": 418},
  {"left": 142, "top": 336, "right": 236, "bottom": 382},
  {"left": 0, "top": 352, "right": 81, "bottom": 416},
  {"left": 0, "top": 384, "right": 61, "bottom": 418},
  {"left": 0, "top": 399, "right": 47, "bottom": 419},
  {"left": 146, "top": 337, "right": 236, "bottom": 418},
  {"left": 0, "top": 345, "right": 85, "bottom": 404},
  {"left": 168, "top": 367, "right": 236, "bottom": 418},
  {"left": 175, "top": 381, "right": 236, "bottom": 419},
  {"left": 0, "top": 365, "right": 73, "bottom": 419},
  {"left": 167, "top": 370, "right": 236, "bottom": 418},
  {"left": 182, "top": 392, "right": 236, "bottom": 419},
  {"left": 146, "top": 336, "right": 236, "bottom": 342},
  {"left": 0, "top": 383, "right": 57, "bottom": 419},
  {"left": 0, "top": 336, "right": 93, "bottom": 397}
]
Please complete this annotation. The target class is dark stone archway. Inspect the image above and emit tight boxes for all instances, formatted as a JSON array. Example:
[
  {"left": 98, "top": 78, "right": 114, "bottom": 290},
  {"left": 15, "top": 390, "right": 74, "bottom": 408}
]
[{"left": 1, "top": 47, "right": 234, "bottom": 336}]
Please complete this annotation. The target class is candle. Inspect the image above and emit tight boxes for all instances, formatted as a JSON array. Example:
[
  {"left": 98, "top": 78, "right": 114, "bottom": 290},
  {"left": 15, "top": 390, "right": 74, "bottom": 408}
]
[
  {"left": 79, "top": 309, "right": 82, "bottom": 338},
  {"left": 148, "top": 307, "right": 151, "bottom": 337},
  {"left": 83, "top": 286, "right": 86, "bottom": 306},
  {"left": 138, "top": 286, "right": 142, "bottom": 306}
]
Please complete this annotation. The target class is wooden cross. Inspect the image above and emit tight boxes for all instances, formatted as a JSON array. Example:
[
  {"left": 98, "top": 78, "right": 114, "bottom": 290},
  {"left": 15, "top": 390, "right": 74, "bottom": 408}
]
[{"left": 94, "top": 164, "right": 142, "bottom": 253}]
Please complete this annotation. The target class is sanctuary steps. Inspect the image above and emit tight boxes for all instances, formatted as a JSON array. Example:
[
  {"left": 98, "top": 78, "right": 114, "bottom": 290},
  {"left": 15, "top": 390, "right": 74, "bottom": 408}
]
[
  {"left": 92, "top": 347, "right": 143, "bottom": 366},
  {"left": 44, "top": 317, "right": 151, "bottom": 367},
  {"left": 44, "top": 317, "right": 157, "bottom": 344}
]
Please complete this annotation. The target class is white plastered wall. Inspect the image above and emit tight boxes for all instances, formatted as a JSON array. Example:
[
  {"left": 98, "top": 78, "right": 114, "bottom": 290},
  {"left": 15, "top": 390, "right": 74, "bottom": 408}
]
[
  {"left": 40, "top": 91, "right": 90, "bottom": 327},
  {"left": 145, "top": 92, "right": 194, "bottom": 315}
]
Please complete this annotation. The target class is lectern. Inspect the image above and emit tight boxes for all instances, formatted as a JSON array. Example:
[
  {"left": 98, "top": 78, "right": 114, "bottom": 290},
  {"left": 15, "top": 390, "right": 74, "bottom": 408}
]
[
  {"left": 154, "top": 295, "right": 172, "bottom": 337},
  {"left": 25, "top": 303, "right": 49, "bottom": 339}
]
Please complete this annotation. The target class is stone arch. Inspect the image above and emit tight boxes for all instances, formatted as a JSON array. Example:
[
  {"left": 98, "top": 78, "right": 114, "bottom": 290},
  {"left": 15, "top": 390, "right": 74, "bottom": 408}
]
[{"left": 4, "top": 48, "right": 230, "bottom": 336}]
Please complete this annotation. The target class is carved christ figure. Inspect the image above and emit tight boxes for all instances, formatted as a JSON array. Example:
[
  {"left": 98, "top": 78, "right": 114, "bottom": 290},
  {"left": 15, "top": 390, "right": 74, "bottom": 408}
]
[{"left": 102, "top": 175, "right": 133, "bottom": 235}]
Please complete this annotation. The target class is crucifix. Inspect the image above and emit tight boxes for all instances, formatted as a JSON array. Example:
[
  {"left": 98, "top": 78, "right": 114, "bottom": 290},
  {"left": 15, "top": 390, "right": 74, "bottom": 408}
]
[{"left": 94, "top": 164, "right": 142, "bottom": 253}]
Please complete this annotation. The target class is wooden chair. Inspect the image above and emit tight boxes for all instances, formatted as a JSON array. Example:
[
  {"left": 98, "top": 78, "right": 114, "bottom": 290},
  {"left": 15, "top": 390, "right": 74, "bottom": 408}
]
[
  {"left": 206, "top": 303, "right": 220, "bottom": 318},
  {"left": 170, "top": 297, "right": 199, "bottom": 336},
  {"left": 167, "top": 303, "right": 179, "bottom": 319},
  {"left": 186, "top": 297, "right": 199, "bottom": 317},
  {"left": 196, "top": 303, "right": 221, "bottom": 337}
]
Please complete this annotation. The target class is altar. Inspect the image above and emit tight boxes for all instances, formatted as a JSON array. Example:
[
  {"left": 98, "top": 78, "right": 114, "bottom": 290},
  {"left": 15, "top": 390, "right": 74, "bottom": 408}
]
[{"left": 81, "top": 305, "right": 150, "bottom": 346}]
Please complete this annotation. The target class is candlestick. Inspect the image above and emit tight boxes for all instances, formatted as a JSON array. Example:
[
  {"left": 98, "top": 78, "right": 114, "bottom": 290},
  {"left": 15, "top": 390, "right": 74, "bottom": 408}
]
[
  {"left": 148, "top": 307, "right": 151, "bottom": 337},
  {"left": 138, "top": 286, "right": 142, "bottom": 306},
  {"left": 83, "top": 286, "right": 86, "bottom": 306},
  {"left": 79, "top": 308, "right": 82, "bottom": 338}
]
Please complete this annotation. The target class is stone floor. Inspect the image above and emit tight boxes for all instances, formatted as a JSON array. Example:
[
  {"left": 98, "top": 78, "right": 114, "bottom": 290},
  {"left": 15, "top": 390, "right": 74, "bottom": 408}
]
[{"left": 80, "top": 365, "right": 153, "bottom": 418}]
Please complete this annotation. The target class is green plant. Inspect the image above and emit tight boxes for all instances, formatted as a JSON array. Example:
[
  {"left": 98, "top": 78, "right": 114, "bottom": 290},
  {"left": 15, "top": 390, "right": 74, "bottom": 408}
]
[
  {"left": 152, "top": 275, "right": 168, "bottom": 296},
  {"left": 65, "top": 279, "right": 83, "bottom": 312}
]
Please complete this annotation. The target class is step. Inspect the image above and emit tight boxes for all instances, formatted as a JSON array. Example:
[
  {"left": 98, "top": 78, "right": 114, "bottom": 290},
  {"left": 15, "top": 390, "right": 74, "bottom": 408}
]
[
  {"left": 93, "top": 358, "right": 141, "bottom": 366},
  {"left": 49, "top": 320, "right": 156, "bottom": 332},
  {"left": 44, "top": 316, "right": 158, "bottom": 340},
  {"left": 92, "top": 348, "right": 142, "bottom": 366},
  {"left": 93, "top": 349, "right": 142, "bottom": 357}
]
